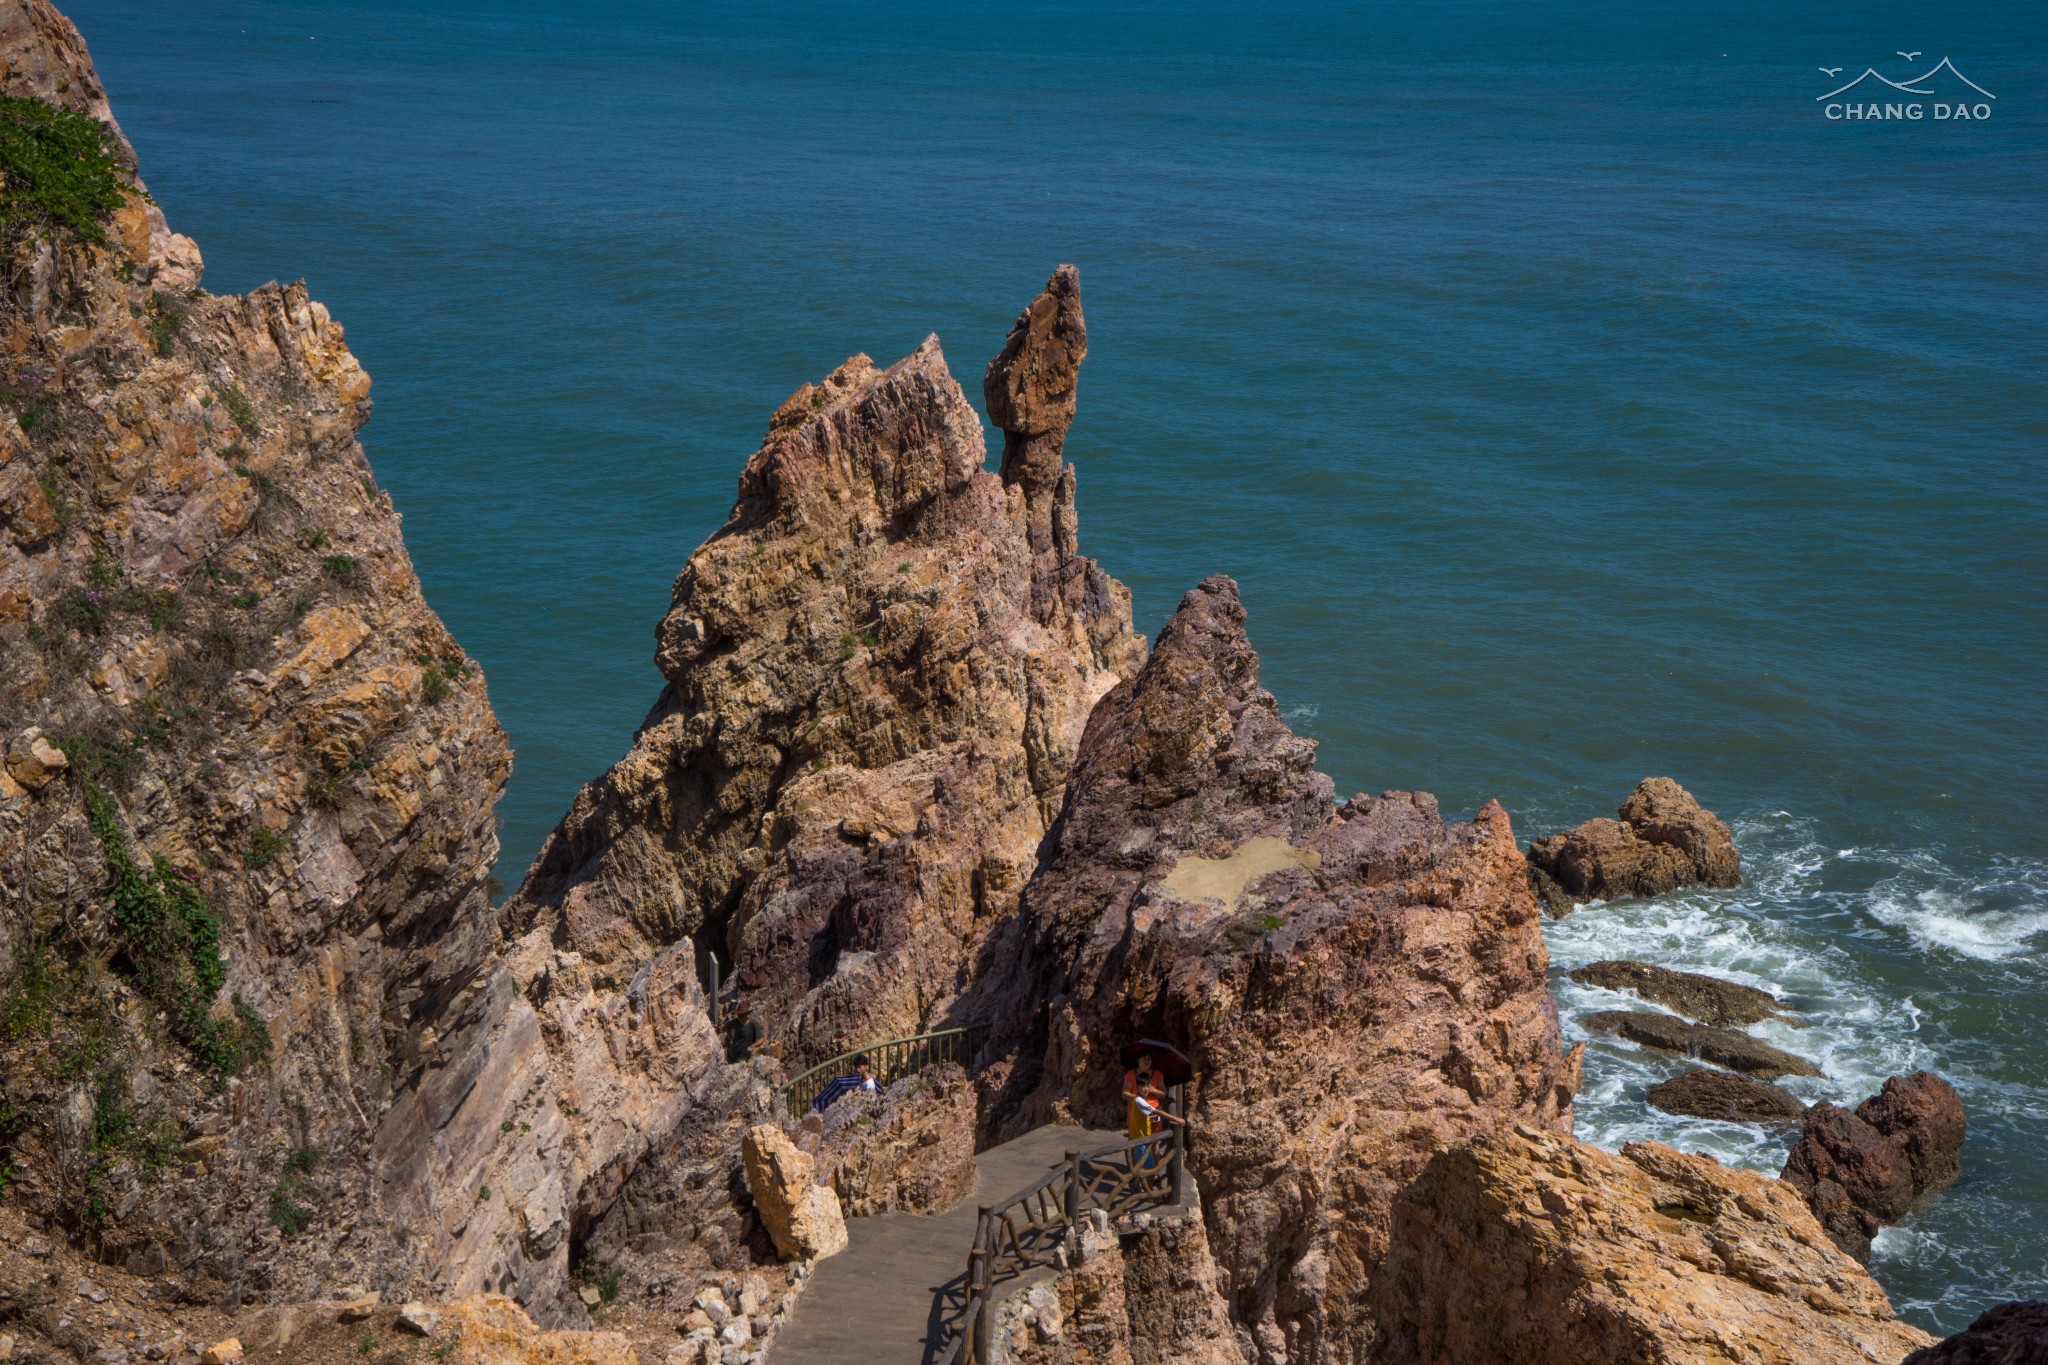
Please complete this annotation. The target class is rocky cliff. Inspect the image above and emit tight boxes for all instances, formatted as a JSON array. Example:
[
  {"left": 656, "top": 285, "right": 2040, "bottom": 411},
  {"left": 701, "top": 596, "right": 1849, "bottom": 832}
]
[
  {"left": 373, "top": 267, "right": 1146, "bottom": 1323},
  {"left": 975, "top": 575, "right": 1583, "bottom": 1362},
  {"left": 0, "top": 0, "right": 508, "bottom": 1312}
]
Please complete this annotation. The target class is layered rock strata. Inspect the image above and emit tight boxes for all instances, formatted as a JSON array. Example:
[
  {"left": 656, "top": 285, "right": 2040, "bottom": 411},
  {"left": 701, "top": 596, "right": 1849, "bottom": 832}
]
[
  {"left": 1780, "top": 1070, "right": 1966, "bottom": 1259},
  {"left": 978, "top": 575, "right": 1583, "bottom": 1361},
  {"left": 1367, "top": 1125, "right": 1936, "bottom": 1364},
  {"left": 0, "top": 0, "right": 508, "bottom": 1309},
  {"left": 1527, "top": 776, "right": 1740, "bottom": 912}
]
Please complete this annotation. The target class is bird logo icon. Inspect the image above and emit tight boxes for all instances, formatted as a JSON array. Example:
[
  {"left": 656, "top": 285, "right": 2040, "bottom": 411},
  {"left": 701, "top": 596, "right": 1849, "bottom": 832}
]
[
  {"left": 1820, "top": 67, "right": 1842, "bottom": 76},
  {"left": 1897, "top": 51, "right": 1922, "bottom": 61}
]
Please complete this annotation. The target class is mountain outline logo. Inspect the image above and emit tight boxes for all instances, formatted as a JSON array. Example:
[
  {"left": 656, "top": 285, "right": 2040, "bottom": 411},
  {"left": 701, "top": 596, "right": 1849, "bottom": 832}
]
[{"left": 1818, "top": 53, "right": 1996, "bottom": 121}]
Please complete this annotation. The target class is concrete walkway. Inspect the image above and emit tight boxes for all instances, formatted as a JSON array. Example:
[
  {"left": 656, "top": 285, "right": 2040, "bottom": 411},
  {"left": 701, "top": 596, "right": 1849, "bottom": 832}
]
[{"left": 770, "top": 1124, "right": 1120, "bottom": 1365}]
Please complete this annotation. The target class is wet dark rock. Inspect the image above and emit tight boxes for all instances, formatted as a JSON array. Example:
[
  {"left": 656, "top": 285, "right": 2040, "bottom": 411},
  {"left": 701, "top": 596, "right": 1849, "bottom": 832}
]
[
  {"left": 1527, "top": 777, "right": 1740, "bottom": 911},
  {"left": 1781, "top": 1071, "right": 1966, "bottom": 1260},
  {"left": 1570, "top": 960, "right": 1790, "bottom": 1028},
  {"left": 1581, "top": 1010, "right": 1822, "bottom": 1080},
  {"left": 1902, "top": 1301, "right": 2048, "bottom": 1365},
  {"left": 1645, "top": 1068, "right": 1807, "bottom": 1126}
]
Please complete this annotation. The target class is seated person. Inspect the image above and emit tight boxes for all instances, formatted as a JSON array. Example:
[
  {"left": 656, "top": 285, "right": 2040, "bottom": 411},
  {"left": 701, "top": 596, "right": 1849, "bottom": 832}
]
[{"left": 811, "top": 1060, "right": 880, "bottom": 1113}]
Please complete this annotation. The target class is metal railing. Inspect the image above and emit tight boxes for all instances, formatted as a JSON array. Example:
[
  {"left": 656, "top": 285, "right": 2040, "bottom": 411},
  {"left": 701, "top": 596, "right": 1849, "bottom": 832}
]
[
  {"left": 936, "top": 1092, "right": 1187, "bottom": 1365},
  {"left": 779, "top": 1023, "right": 991, "bottom": 1119}
]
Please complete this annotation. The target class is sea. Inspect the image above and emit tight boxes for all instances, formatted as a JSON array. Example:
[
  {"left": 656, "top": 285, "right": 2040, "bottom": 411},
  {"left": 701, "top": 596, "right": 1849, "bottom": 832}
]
[{"left": 65, "top": 0, "right": 2046, "bottom": 1336}]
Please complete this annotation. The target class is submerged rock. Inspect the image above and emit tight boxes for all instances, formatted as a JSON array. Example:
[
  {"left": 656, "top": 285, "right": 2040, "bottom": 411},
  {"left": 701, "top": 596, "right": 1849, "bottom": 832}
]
[
  {"left": 1367, "top": 1125, "right": 1935, "bottom": 1364},
  {"left": 1781, "top": 1070, "right": 1966, "bottom": 1259},
  {"left": 1903, "top": 1301, "right": 2048, "bottom": 1364},
  {"left": 1570, "top": 959, "right": 1791, "bottom": 1027},
  {"left": 1581, "top": 1009, "right": 1822, "bottom": 1079},
  {"left": 1645, "top": 1067, "right": 1807, "bottom": 1125},
  {"left": 1527, "top": 777, "right": 1740, "bottom": 911}
]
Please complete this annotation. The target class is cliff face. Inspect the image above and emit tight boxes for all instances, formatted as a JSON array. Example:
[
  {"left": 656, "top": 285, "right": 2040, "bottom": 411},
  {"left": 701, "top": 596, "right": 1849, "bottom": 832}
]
[
  {"left": 0, "top": 0, "right": 507, "bottom": 1306},
  {"left": 977, "top": 576, "right": 1583, "bottom": 1363}
]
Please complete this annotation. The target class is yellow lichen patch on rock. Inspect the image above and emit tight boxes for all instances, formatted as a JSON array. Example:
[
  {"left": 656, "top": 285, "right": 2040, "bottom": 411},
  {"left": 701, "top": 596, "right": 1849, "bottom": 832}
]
[{"left": 1159, "top": 835, "right": 1320, "bottom": 909}]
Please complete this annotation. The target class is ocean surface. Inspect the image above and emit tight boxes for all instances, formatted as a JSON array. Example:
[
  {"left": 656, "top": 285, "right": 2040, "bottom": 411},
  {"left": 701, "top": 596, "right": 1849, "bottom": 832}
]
[{"left": 67, "top": 0, "right": 2045, "bottom": 1335}]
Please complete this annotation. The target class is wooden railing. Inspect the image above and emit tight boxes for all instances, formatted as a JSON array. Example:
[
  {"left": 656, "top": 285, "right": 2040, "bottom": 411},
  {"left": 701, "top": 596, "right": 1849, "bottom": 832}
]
[
  {"left": 779, "top": 1023, "right": 991, "bottom": 1119},
  {"left": 935, "top": 1090, "right": 1187, "bottom": 1365}
]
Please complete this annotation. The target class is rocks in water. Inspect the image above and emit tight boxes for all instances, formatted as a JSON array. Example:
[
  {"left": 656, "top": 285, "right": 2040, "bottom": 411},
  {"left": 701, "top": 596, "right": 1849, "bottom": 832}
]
[
  {"left": 978, "top": 575, "right": 1581, "bottom": 1360},
  {"left": 1570, "top": 959, "right": 1789, "bottom": 1027},
  {"left": 1902, "top": 1301, "right": 2048, "bottom": 1364},
  {"left": 1367, "top": 1125, "right": 1936, "bottom": 1365},
  {"left": 741, "top": 1125, "right": 848, "bottom": 1262},
  {"left": 1527, "top": 777, "right": 1740, "bottom": 911},
  {"left": 1581, "top": 1009, "right": 1821, "bottom": 1079},
  {"left": 1646, "top": 1067, "right": 1807, "bottom": 1125},
  {"left": 1781, "top": 1070, "right": 1966, "bottom": 1259}
]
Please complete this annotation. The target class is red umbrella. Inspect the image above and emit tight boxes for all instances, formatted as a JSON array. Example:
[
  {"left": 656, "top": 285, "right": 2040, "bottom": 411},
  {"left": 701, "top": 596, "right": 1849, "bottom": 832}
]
[{"left": 1120, "top": 1039, "right": 1194, "bottom": 1083}]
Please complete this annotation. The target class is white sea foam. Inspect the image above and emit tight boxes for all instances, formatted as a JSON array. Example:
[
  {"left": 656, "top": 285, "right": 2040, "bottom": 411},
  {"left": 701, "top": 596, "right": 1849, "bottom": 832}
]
[{"left": 1866, "top": 886, "right": 2048, "bottom": 961}]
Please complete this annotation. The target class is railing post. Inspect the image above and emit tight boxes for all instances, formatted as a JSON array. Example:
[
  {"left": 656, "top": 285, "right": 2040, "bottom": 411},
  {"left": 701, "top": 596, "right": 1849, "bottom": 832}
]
[{"left": 1064, "top": 1150, "right": 1081, "bottom": 1225}]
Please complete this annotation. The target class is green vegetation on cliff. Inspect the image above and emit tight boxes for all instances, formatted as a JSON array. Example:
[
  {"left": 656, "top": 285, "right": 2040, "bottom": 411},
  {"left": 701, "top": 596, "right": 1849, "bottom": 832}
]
[{"left": 0, "top": 93, "right": 130, "bottom": 243}]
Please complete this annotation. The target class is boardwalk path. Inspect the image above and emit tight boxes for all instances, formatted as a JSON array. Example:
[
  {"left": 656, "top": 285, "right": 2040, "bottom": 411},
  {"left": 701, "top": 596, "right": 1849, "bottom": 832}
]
[{"left": 770, "top": 1124, "right": 1120, "bottom": 1364}]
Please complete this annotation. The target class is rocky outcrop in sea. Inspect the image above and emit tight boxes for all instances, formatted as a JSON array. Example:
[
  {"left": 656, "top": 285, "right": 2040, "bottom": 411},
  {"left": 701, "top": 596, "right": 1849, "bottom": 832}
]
[{"left": 0, "top": 6, "right": 1991, "bottom": 1360}]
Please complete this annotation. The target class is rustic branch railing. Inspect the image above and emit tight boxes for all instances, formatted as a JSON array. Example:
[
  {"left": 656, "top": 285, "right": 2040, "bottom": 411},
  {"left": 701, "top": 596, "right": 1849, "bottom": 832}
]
[
  {"left": 779, "top": 1023, "right": 991, "bottom": 1119},
  {"left": 936, "top": 1088, "right": 1187, "bottom": 1365}
]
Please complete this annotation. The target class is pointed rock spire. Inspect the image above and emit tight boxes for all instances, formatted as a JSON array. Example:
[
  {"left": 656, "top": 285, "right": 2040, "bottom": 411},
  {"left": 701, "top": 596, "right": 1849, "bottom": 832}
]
[{"left": 986, "top": 263, "right": 1087, "bottom": 563}]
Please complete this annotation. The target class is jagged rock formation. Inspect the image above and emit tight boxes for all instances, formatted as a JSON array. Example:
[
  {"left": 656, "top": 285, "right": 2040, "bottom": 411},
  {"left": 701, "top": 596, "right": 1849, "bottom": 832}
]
[
  {"left": 1781, "top": 1071, "right": 1966, "bottom": 1259},
  {"left": 1645, "top": 1068, "right": 1807, "bottom": 1126},
  {"left": 977, "top": 575, "right": 1583, "bottom": 1362},
  {"left": 504, "top": 265, "right": 1140, "bottom": 1060},
  {"left": 1367, "top": 1125, "right": 1936, "bottom": 1365},
  {"left": 1569, "top": 959, "right": 1792, "bottom": 1028},
  {"left": 375, "top": 269, "right": 1144, "bottom": 1322},
  {"left": 1903, "top": 1301, "right": 2048, "bottom": 1364},
  {"left": 0, "top": 0, "right": 508, "bottom": 1317},
  {"left": 1527, "top": 776, "right": 1740, "bottom": 912},
  {"left": 1582, "top": 1010, "right": 1821, "bottom": 1079}
]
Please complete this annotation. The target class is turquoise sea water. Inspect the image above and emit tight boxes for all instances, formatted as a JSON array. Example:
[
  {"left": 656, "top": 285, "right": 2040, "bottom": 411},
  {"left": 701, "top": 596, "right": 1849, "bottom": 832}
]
[{"left": 68, "top": 0, "right": 2045, "bottom": 1334}]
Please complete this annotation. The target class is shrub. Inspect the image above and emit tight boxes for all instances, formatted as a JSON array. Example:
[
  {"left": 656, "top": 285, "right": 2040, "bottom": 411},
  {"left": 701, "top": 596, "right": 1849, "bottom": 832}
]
[
  {"left": 216, "top": 385, "right": 258, "bottom": 433},
  {"left": 83, "top": 784, "right": 267, "bottom": 1075},
  {"left": 0, "top": 95, "right": 132, "bottom": 244},
  {"left": 146, "top": 290, "right": 185, "bottom": 358},
  {"left": 242, "top": 828, "right": 288, "bottom": 870},
  {"left": 420, "top": 667, "right": 451, "bottom": 705},
  {"left": 322, "top": 553, "right": 358, "bottom": 583}
]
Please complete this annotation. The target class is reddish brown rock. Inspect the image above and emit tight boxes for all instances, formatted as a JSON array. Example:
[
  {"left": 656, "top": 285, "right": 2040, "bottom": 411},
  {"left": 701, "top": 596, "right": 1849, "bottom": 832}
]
[
  {"left": 1527, "top": 777, "right": 1740, "bottom": 910},
  {"left": 1903, "top": 1301, "right": 2048, "bottom": 1365},
  {"left": 1368, "top": 1125, "right": 1934, "bottom": 1365},
  {"left": 977, "top": 575, "right": 1580, "bottom": 1361},
  {"left": 1781, "top": 1071, "right": 1966, "bottom": 1259}
]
